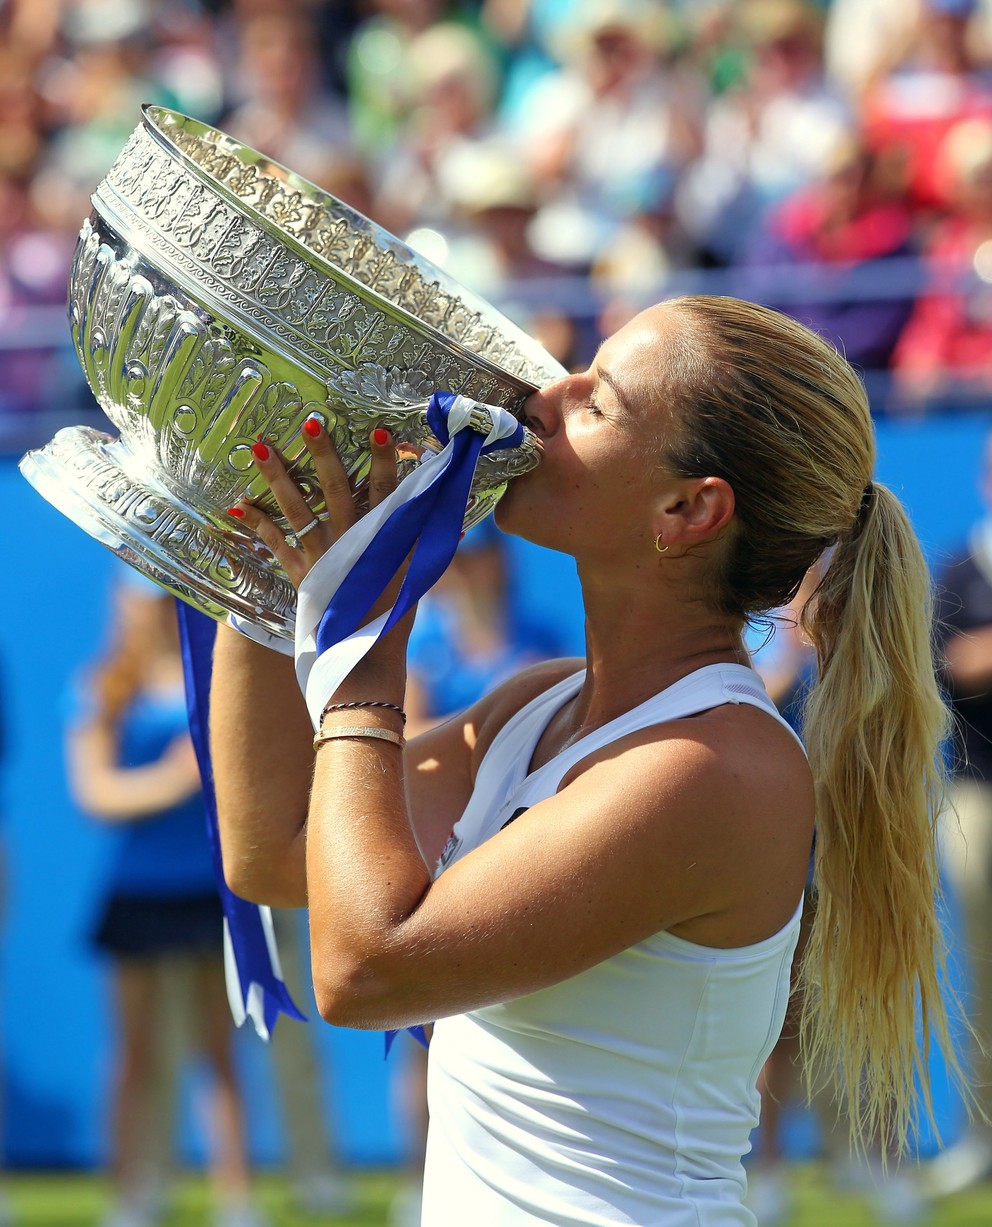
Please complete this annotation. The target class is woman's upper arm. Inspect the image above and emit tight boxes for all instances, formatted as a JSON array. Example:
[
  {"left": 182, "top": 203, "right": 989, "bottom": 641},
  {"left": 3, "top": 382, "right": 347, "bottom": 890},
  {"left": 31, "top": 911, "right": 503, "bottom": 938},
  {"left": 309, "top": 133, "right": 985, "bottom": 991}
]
[
  {"left": 65, "top": 719, "right": 115, "bottom": 811},
  {"left": 321, "top": 708, "right": 812, "bottom": 1030},
  {"left": 210, "top": 624, "right": 314, "bottom": 906}
]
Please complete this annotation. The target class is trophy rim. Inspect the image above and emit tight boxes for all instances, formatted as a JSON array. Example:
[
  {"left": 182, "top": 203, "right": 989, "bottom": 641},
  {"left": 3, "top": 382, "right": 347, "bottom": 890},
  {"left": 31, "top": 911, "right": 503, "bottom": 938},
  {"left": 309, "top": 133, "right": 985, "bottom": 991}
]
[
  {"left": 19, "top": 425, "right": 298, "bottom": 636},
  {"left": 135, "top": 104, "right": 564, "bottom": 395}
]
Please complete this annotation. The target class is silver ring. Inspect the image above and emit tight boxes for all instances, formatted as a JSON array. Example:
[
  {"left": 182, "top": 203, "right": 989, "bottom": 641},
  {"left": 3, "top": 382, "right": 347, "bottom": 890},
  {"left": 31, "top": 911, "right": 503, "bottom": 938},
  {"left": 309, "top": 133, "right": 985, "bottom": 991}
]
[{"left": 294, "top": 515, "right": 321, "bottom": 542}]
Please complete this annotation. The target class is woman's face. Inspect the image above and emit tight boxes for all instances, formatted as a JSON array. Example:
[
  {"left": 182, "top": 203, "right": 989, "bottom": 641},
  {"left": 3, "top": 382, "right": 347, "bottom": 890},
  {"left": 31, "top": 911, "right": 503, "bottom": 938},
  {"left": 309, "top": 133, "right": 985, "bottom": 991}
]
[{"left": 496, "top": 305, "right": 680, "bottom": 558}]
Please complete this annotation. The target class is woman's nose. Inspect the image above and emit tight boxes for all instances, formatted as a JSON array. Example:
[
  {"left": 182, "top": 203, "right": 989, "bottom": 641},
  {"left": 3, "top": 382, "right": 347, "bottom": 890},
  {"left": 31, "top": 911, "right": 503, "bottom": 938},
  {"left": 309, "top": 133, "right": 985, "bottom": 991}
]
[{"left": 522, "top": 383, "right": 564, "bottom": 437}]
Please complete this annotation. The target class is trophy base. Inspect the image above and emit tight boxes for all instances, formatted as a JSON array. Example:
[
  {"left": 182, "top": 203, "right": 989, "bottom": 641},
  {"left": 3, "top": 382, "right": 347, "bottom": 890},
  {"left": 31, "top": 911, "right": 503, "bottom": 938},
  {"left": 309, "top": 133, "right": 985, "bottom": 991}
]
[{"left": 20, "top": 424, "right": 298, "bottom": 638}]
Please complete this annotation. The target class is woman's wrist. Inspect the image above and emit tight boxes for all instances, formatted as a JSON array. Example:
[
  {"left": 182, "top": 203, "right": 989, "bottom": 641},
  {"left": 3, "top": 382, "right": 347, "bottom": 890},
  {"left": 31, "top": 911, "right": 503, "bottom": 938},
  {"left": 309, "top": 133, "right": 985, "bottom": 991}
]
[{"left": 319, "top": 698, "right": 407, "bottom": 726}]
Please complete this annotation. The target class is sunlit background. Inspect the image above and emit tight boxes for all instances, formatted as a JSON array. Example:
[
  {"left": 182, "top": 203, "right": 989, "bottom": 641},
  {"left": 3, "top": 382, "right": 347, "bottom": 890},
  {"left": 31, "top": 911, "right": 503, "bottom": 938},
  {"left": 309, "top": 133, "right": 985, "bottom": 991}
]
[{"left": 3, "top": 0, "right": 992, "bottom": 1224}]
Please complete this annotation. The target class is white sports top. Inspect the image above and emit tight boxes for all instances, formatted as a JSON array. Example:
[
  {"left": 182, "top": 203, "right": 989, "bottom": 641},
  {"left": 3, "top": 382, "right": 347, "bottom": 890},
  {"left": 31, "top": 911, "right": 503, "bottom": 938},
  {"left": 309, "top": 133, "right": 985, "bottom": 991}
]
[{"left": 421, "top": 663, "right": 805, "bottom": 1226}]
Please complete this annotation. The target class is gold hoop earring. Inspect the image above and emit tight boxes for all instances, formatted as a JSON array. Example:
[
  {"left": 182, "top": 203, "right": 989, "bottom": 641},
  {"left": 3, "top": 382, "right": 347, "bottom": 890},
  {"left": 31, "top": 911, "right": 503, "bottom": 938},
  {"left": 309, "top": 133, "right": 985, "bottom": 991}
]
[{"left": 654, "top": 535, "right": 669, "bottom": 554}]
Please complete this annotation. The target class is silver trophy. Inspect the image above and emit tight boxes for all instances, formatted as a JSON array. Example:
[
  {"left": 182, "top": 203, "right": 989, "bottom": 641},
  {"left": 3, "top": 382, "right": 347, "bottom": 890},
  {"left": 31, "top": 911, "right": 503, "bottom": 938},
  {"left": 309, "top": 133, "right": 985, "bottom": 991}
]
[{"left": 20, "top": 106, "right": 563, "bottom": 638}]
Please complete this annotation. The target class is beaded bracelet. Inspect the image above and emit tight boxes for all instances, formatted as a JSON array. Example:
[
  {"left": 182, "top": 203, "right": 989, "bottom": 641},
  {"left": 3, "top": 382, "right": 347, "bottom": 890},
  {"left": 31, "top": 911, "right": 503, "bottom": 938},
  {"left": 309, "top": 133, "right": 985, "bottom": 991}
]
[
  {"left": 320, "top": 698, "right": 407, "bottom": 726},
  {"left": 313, "top": 725, "right": 406, "bottom": 751}
]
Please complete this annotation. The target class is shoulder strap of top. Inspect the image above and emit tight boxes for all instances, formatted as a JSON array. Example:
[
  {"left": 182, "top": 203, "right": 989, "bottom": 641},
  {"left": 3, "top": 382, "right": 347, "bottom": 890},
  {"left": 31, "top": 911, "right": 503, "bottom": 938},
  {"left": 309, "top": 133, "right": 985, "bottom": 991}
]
[
  {"left": 471, "top": 669, "right": 585, "bottom": 801},
  {"left": 505, "top": 663, "right": 803, "bottom": 809}
]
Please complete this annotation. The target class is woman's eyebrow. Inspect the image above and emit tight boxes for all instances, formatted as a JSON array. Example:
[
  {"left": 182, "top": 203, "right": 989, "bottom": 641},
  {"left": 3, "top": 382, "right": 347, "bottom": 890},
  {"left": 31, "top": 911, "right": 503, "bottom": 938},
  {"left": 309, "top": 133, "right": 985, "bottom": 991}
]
[{"left": 598, "top": 366, "right": 632, "bottom": 415}]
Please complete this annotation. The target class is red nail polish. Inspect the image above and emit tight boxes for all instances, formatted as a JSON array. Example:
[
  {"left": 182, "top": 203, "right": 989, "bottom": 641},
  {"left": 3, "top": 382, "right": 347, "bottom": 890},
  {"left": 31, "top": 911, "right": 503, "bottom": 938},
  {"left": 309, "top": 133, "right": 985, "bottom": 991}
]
[
  {"left": 303, "top": 418, "right": 321, "bottom": 438},
  {"left": 227, "top": 507, "right": 245, "bottom": 518},
  {"left": 252, "top": 442, "right": 270, "bottom": 461},
  {"left": 372, "top": 427, "right": 388, "bottom": 446}
]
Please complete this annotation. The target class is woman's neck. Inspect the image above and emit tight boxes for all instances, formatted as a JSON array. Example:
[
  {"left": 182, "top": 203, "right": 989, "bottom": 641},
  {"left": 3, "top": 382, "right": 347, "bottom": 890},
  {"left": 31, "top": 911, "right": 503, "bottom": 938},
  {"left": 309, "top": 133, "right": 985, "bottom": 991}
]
[{"left": 569, "top": 571, "right": 747, "bottom": 735}]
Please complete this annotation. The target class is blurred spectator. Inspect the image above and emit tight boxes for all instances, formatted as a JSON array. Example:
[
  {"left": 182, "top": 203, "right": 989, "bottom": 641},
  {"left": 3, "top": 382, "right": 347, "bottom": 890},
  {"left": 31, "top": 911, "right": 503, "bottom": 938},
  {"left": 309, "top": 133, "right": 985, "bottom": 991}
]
[
  {"left": 345, "top": 0, "right": 453, "bottom": 160},
  {"left": 0, "top": 57, "right": 81, "bottom": 444},
  {"left": 861, "top": 0, "right": 992, "bottom": 216},
  {"left": 219, "top": 6, "right": 353, "bottom": 182},
  {"left": 145, "top": 0, "right": 226, "bottom": 121},
  {"left": 588, "top": 169, "right": 699, "bottom": 341},
  {"left": 3, "top": 0, "right": 64, "bottom": 58},
  {"left": 370, "top": 20, "right": 502, "bottom": 239},
  {"left": 823, "top": 0, "right": 926, "bottom": 102},
  {"left": 479, "top": 0, "right": 579, "bottom": 126},
  {"left": 745, "top": 134, "right": 917, "bottom": 370},
  {"left": 675, "top": 0, "right": 750, "bottom": 98},
  {"left": 267, "top": 909, "right": 355, "bottom": 1218},
  {"left": 66, "top": 574, "right": 266, "bottom": 1227},
  {"left": 677, "top": 0, "right": 852, "bottom": 265},
  {"left": 31, "top": 4, "right": 181, "bottom": 224},
  {"left": 517, "top": 0, "right": 701, "bottom": 271},
  {"left": 930, "top": 433, "right": 992, "bottom": 1195},
  {"left": 0, "top": 652, "right": 11, "bottom": 1227},
  {"left": 437, "top": 140, "right": 577, "bottom": 361},
  {"left": 891, "top": 117, "right": 992, "bottom": 407}
]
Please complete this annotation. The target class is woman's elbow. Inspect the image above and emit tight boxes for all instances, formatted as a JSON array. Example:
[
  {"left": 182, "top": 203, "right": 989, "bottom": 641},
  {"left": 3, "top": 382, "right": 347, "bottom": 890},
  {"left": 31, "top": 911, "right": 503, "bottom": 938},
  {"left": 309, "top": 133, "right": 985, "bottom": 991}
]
[
  {"left": 311, "top": 955, "right": 404, "bottom": 1030},
  {"left": 222, "top": 858, "right": 306, "bottom": 909}
]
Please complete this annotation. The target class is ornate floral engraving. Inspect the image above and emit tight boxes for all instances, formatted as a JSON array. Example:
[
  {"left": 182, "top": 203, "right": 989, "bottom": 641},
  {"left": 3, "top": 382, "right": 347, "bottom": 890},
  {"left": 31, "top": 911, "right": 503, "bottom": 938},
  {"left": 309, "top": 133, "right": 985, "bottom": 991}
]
[{"left": 23, "top": 106, "right": 556, "bottom": 637}]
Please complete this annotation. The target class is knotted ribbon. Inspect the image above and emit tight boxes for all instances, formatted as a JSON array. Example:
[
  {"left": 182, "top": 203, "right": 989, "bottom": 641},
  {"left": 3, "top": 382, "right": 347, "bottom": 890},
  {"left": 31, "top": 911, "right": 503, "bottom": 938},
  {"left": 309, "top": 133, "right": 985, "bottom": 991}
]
[{"left": 295, "top": 391, "right": 524, "bottom": 726}]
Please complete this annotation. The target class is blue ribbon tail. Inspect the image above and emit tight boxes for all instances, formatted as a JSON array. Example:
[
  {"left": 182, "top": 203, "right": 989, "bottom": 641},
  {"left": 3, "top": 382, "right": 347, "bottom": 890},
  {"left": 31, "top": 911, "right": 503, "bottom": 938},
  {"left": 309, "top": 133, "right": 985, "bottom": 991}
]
[
  {"left": 175, "top": 601, "right": 306, "bottom": 1038},
  {"left": 385, "top": 1025, "right": 430, "bottom": 1058}
]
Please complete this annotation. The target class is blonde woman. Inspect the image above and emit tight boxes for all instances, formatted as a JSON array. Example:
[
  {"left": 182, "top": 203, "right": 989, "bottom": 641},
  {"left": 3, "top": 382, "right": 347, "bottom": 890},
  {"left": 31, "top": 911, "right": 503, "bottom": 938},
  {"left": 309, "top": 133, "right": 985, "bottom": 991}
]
[{"left": 212, "top": 296, "right": 958, "bottom": 1225}]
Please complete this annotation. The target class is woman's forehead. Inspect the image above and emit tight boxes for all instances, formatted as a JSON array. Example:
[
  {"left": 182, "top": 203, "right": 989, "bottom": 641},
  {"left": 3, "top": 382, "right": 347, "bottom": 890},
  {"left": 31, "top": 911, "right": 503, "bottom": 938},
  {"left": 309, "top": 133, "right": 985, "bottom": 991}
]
[{"left": 598, "top": 305, "right": 681, "bottom": 386}]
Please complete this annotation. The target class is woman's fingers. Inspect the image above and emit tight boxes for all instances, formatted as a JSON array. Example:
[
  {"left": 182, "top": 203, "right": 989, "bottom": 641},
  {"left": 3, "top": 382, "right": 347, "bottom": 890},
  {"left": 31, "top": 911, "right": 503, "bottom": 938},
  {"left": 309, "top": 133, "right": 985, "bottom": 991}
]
[
  {"left": 228, "top": 501, "right": 308, "bottom": 582},
  {"left": 227, "top": 420, "right": 400, "bottom": 587},
  {"left": 301, "top": 416, "right": 359, "bottom": 531},
  {"left": 368, "top": 426, "right": 398, "bottom": 510},
  {"left": 248, "top": 440, "right": 324, "bottom": 537}
]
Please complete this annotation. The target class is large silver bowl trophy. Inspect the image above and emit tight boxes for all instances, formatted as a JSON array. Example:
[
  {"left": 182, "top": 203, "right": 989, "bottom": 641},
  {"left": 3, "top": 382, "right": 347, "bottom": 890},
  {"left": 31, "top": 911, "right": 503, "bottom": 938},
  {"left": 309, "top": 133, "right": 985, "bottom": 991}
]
[{"left": 20, "top": 106, "right": 562, "bottom": 638}]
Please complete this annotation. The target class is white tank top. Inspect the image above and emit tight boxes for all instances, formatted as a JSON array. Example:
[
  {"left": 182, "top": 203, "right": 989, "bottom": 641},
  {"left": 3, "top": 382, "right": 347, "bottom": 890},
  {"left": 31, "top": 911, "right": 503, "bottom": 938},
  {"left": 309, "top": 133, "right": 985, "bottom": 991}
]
[{"left": 422, "top": 663, "right": 804, "bottom": 1226}]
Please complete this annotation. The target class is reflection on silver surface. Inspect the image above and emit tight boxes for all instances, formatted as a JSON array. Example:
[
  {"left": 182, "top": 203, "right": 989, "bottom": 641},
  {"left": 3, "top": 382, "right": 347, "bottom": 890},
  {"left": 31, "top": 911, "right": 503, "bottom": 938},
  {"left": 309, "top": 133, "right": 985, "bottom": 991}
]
[{"left": 20, "top": 106, "right": 562, "bottom": 637}]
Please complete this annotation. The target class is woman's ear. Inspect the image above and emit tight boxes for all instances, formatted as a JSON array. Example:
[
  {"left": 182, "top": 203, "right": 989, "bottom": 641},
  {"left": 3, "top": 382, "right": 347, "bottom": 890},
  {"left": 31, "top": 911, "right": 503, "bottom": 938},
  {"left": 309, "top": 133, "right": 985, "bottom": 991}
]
[{"left": 654, "top": 477, "right": 735, "bottom": 548}]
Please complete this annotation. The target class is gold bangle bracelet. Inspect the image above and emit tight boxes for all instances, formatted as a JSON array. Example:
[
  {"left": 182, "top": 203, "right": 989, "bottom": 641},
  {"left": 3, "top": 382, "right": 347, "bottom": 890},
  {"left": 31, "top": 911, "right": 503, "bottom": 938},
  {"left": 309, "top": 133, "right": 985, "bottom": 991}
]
[{"left": 313, "top": 725, "right": 406, "bottom": 752}]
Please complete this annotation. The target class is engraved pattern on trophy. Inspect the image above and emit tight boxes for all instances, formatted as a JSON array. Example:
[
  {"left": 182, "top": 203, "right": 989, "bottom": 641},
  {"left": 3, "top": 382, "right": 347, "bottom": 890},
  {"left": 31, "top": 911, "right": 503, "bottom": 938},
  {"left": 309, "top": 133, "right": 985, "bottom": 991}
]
[
  {"left": 20, "top": 106, "right": 562, "bottom": 636},
  {"left": 69, "top": 218, "right": 327, "bottom": 517},
  {"left": 29, "top": 427, "right": 297, "bottom": 629}
]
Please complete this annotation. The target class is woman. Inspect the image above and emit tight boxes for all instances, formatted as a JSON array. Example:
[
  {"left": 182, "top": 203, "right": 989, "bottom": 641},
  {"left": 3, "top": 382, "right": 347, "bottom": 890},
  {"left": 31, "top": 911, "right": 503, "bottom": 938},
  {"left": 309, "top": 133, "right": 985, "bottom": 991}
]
[
  {"left": 213, "top": 296, "right": 957, "bottom": 1224},
  {"left": 68, "top": 574, "right": 266, "bottom": 1227}
]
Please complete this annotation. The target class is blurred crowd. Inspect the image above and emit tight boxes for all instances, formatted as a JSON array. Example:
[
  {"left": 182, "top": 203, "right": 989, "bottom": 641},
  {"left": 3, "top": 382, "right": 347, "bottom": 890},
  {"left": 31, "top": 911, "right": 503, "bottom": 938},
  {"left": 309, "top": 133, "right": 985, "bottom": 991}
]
[
  {"left": 6, "top": 0, "right": 992, "bottom": 423},
  {"left": 4, "top": 3, "right": 992, "bottom": 1225}
]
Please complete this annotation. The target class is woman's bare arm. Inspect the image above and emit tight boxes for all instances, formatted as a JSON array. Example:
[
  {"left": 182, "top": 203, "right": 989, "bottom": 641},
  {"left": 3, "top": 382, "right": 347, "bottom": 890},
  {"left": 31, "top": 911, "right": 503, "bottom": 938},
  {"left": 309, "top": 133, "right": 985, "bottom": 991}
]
[
  {"left": 304, "top": 702, "right": 813, "bottom": 1031},
  {"left": 210, "top": 625, "right": 314, "bottom": 907}
]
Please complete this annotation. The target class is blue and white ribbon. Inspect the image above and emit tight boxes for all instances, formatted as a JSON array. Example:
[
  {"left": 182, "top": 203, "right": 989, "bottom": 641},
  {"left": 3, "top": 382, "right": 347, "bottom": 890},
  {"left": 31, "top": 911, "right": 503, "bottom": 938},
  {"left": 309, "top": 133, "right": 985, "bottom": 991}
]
[
  {"left": 295, "top": 391, "right": 523, "bottom": 725},
  {"left": 176, "top": 602, "right": 305, "bottom": 1040},
  {"left": 179, "top": 390, "right": 522, "bottom": 1047},
  {"left": 296, "top": 390, "right": 522, "bottom": 1054}
]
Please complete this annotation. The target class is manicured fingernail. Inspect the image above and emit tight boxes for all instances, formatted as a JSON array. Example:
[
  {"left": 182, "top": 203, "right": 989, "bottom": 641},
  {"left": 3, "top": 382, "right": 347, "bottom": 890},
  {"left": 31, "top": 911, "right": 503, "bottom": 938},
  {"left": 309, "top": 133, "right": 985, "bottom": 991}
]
[
  {"left": 227, "top": 506, "right": 245, "bottom": 518},
  {"left": 372, "top": 427, "right": 389, "bottom": 446},
  {"left": 252, "top": 442, "right": 270, "bottom": 461},
  {"left": 303, "top": 418, "right": 321, "bottom": 438}
]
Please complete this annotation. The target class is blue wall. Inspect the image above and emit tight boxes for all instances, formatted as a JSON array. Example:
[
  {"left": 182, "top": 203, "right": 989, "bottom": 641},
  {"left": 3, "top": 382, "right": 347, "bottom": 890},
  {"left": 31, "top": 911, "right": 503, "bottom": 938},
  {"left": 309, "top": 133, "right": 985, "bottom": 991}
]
[{"left": 0, "top": 407, "right": 985, "bottom": 1169}]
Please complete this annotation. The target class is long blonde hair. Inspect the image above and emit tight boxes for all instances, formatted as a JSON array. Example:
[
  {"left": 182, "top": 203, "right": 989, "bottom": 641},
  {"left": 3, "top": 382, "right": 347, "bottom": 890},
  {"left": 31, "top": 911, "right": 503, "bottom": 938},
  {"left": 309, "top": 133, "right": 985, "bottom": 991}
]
[{"left": 662, "top": 295, "right": 957, "bottom": 1153}]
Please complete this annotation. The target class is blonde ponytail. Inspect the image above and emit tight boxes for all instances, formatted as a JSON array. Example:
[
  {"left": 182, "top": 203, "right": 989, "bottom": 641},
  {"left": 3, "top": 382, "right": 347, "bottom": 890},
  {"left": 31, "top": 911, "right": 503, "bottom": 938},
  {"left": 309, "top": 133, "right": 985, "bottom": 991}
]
[
  {"left": 663, "top": 295, "right": 965, "bottom": 1154},
  {"left": 799, "top": 484, "right": 956, "bottom": 1152}
]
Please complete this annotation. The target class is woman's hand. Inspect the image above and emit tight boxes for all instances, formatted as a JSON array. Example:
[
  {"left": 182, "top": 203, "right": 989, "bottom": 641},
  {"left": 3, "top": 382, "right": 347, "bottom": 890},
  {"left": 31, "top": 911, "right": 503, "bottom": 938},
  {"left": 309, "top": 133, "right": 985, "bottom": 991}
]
[{"left": 228, "top": 420, "right": 399, "bottom": 589}]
